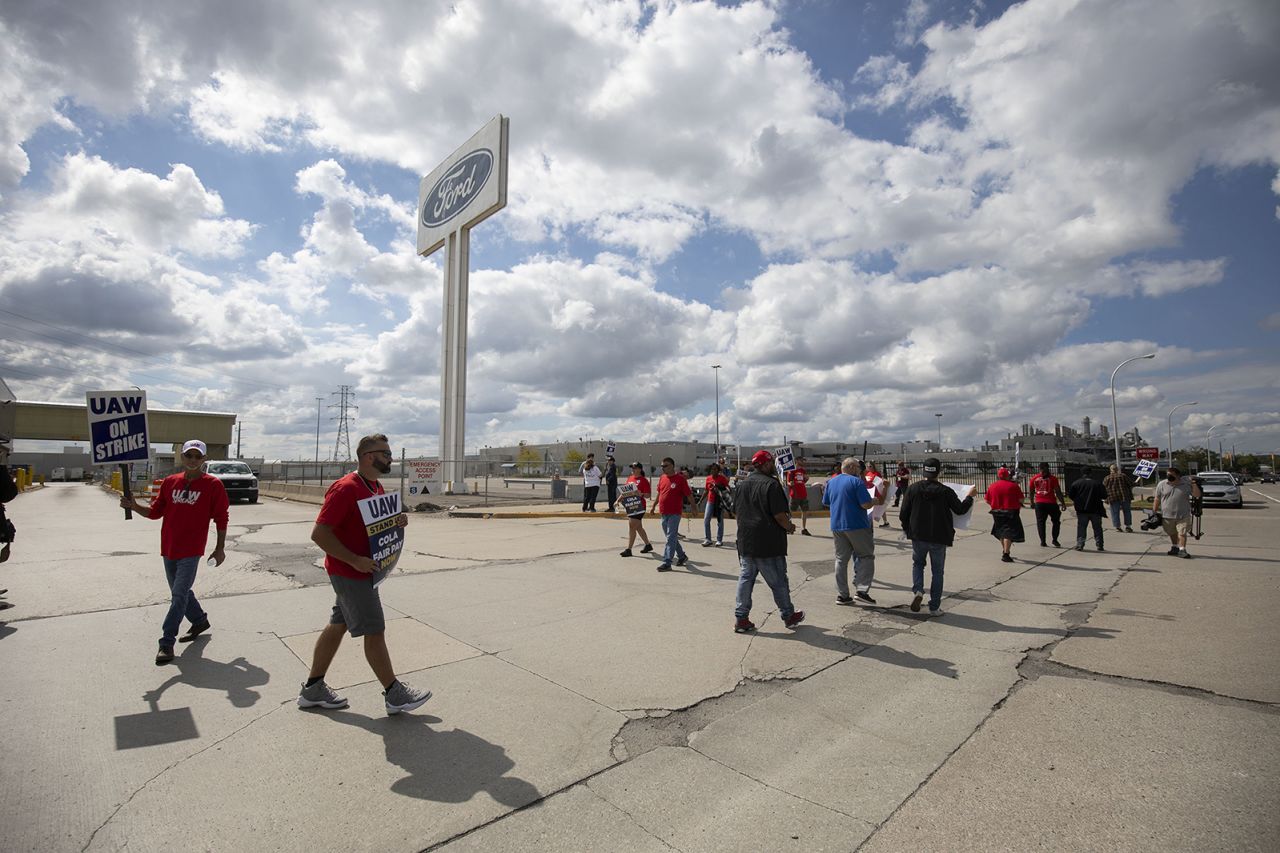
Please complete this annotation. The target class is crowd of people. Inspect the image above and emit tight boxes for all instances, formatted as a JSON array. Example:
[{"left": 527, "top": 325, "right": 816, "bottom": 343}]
[
  {"left": 587, "top": 450, "right": 1205, "bottom": 628},
  {"left": 28, "top": 432, "right": 1203, "bottom": 717}
]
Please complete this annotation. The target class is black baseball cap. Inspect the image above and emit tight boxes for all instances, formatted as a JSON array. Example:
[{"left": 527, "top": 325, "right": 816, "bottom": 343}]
[{"left": 922, "top": 458, "right": 940, "bottom": 475}]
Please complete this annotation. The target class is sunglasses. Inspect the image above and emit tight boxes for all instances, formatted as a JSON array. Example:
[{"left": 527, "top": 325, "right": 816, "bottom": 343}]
[
  {"left": 182, "top": 452, "right": 204, "bottom": 460},
  {"left": 364, "top": 449, "right": 393, "bottom": 458}
]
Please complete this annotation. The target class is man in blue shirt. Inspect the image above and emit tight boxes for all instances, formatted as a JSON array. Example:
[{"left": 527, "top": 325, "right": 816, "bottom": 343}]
[{"left": 822, "top": 457, "right": 877, "bottom": 604}]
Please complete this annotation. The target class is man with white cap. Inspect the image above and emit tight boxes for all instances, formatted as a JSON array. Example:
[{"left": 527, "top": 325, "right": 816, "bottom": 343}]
[{"left": 121, "top": 439, "right": 228, "bottom": 665}]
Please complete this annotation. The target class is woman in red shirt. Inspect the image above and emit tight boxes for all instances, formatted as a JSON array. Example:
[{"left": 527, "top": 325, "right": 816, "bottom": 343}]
[
  {"left": 702, "top": 462, "right": 730, "bottom": 547},
  {"left": 619, "top": 463, "right": 654, "bottom": 558},
  {"left": 985, "top": 467, "right": 1025, "bottom": 563}
]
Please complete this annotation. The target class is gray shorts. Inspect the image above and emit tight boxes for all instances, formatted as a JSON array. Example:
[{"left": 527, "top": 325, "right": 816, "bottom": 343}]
[{"left": 328, "top": 573, "right": 386, "bottom": 637}]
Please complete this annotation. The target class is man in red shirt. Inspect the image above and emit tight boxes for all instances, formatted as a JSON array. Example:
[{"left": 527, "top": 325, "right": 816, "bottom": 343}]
[
  {"left": 297, "top": 433, "right": 431, "bottom": 715},
  {"left": 649, "top": 456, "right": 691, "bottom": 571},
  {"left": 893, "top": 463, "right": 910, "bottom": 507},
  {"left": 1028, "top": 462, "right": 1066, "bottom": 547},
  {"left": 786, "top": 459, "right": 811, "bottom": 535},
  {"left": 984, "top": 467, "right": 1025, "bottom": 563},
  {"left": 121, "top": 439, "right": 228, "bottom": 665}
]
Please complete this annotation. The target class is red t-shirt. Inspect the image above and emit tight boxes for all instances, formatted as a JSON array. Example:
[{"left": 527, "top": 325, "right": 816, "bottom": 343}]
[
  {"left": 656, "top": 473, "right": 691, "bottom": 514},
  {"left": 626, "top": 474, "right": 650, "bottom": 512},
  {"left": 1029, "top": 473, "right": 1061, "bottom": 504},
  {"left": 705, "top": 474, "right": 730, "bottom": 503},
  {"left": 316, "top": 472, "right": 384, "bottom": 580},
  {"left": 863, "top": 473, "right": 886, "bottom": 500},
  {"left": 148, "top": 473, "right": 229, "bottom": 560},
  {"left": 986, "top": 479, "right": 1024, "bottom": 511},
  {"left": 786, "top": 468, "right": 808, "bottom": 499}
]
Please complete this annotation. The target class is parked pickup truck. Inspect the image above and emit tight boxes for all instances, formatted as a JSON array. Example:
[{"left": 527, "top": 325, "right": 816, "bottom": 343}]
[{"left": 204, "top": 461, "right": 259, "bottom": 503}]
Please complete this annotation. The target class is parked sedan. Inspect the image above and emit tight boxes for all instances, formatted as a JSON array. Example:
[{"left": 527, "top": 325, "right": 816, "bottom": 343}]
[{"left": 1196, "top": 472, "right": 1243, "bottom": 508}]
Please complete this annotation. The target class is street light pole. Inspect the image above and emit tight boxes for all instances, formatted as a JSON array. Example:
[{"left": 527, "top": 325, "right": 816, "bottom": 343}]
[
  {"left": 712, "top": 364, "right": 722, "bottom": 458},
  {"left": 1110, "top": 353, "right": 1157, "bottom": 472},
  {"left": 1206, "top": 423, "right": 1231, "bottom": 471},
  {"left": 315, "top": 396, "right": 323, "bottom": 482},
  {"left": 935, "top": 413, "right": 943, "bottom": 449},
  {"left": 1166, "top": 401, "right": 1198, "bottom": 471}
]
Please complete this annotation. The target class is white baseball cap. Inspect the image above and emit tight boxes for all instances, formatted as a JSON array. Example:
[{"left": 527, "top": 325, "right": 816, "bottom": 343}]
[{"left": 181, "top": 439, "right": 207, "bottom": 456}]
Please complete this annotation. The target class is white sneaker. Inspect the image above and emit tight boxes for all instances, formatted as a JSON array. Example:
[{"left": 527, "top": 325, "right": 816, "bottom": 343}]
[
  {"left": 701, "top": 539, "right": 713, "bottom": 547},
  {"left": 927, "top": 607, "right": 944, "bottom": 617},
  {"left": 297, "top": 680, "right": 348, "bottom": 710},
  {"left": 384, "top": 680, "right": 432, "bottom": 715}
]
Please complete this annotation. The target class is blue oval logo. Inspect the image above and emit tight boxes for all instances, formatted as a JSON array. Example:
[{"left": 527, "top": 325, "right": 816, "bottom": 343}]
[{"left": 422, "top": 149, "right": 494, "bottom": 228}]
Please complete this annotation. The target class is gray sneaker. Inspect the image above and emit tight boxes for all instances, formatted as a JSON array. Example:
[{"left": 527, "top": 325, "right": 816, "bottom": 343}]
[
  {"left": 297, "top": 680, "right": 348, "bottom": 710},
  {"left": 384, "top": 680, "right": 432, "bottom": 715}
]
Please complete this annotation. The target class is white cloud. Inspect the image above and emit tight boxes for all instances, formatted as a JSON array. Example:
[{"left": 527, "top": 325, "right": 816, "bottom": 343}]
[
  {"left": 1, "top": 0, "right": 1278, "bottom": 456},
  {"left": 18, "top": 153, "right": 253, "bottom": 257}
]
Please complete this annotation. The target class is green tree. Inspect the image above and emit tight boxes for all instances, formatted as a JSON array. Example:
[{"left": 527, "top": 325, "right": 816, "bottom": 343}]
[
  {"left": 563, "top": 449, "right": 585, "bottom": 474},
  {"left": 516, "top": 446, "right": 540, "bottom": 474}
]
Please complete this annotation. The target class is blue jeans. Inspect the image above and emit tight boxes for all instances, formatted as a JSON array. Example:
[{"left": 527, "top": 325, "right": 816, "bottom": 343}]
[
  {"left": 161, "top": 556, "right": 206, "bottom": 647},
  {"left": 1109, "top": 501, "right": 1132, "bottom": 529},
  {"left": 734, "top": 555, "right": 796, "bottom": 620},
  {"left": 911, "top": 541, "right": 947, "bottom": 611},
  {"left": 661, "top": 514, "right": 686, "bottom": 563},
  {"left": 1076, "top": 513, "right": 1104, "bottom": 549},
  {"left": 703, "top": 501, "right": 724, "bottom": 543}
]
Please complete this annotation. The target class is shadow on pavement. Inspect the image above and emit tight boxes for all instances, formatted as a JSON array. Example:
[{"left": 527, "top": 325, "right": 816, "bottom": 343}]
[
  {"left": 321, "top": 711, "right": 542, "bottom": 806},
  {"left": 772, "top": 623, "right": 959, "bottom": 679},
  {"left": 676, "top": 561, "right": 740, "bottom": 582},
  {"left": 859, "top": 642, "right": 959, "bottom": 679},
  {"left": 142, "top": 636, "right": 270, "bottom": 709},
  {"left": 905, "top": 610, "right": 1121, "bottom": 641}
]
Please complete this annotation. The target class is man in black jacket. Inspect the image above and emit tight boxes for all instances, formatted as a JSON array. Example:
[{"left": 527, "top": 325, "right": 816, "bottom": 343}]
[
  {"left": 1067, "top": 468, "right": 1107, "bottom": 552},
  {"left": 603, "top": 456, "right": 619, "bottom": 513},
  {"left": 899, "top": 457, "right": 975, "bottom": 616}
]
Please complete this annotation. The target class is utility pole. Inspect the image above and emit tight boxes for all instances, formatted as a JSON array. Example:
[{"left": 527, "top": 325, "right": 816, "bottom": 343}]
[
  {"left": 712, "top": 364, "right": 722, "bottom": 458},
  {"left": 330, "top": 385, "right": 357, "bottom": 462},
  {"left": 235, "top": 421, "right": 242, "bottom": 459},
  {"left": 315, "top": 396, "right": 323, "bottom": 480}
]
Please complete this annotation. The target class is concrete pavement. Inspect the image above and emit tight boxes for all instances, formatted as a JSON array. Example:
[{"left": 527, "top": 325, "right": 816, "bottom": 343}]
[{"left": 1, "top": 482, "right": 1277, "bottom": 852}]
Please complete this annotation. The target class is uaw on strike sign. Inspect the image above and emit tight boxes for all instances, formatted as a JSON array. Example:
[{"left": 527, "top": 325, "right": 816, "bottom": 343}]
[
  {"left": 358, "top": 491, "right": 408, "bottom": 584},
  {"left": 87, "top": 390, "right": 150, "bottom": 465}
]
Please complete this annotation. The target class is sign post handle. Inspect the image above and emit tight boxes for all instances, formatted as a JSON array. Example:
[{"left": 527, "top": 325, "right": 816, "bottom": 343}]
[{"left": 120, "top": 463, "right": 133, "bottom": 519}]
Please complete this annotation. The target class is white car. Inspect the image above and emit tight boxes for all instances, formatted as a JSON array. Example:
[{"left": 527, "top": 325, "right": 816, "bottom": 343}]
[
  {"left": 1196, "top": 472, "right": 1243, "bottom": 508},
  {"left": 205, "top": 461, "right": 259, "bottom": 503}
]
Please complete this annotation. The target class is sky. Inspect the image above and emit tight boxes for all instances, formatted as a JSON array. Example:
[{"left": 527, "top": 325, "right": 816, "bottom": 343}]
[{"left": 1, "top": 0, "right": 1278, "bottom": 461}]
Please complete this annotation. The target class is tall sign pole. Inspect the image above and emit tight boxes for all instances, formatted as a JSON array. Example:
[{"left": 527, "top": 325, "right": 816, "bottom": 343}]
[{"left": 417, "top": 115, "right": 509, "bottom": 493}]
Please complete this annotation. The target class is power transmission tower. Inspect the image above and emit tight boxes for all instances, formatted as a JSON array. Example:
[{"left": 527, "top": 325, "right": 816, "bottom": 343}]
[{"left": 330, "top": 385, "right": 357, "bottom": 462}]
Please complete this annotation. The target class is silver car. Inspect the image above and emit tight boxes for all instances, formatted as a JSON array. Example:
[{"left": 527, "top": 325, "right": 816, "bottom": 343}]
[{"left": 1196, "top": 472, "right": 1243, "bottom": 508}]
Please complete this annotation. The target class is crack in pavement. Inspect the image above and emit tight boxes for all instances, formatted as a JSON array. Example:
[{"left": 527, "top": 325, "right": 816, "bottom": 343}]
[
  {"left": 1024, "top": 655, "right": 1280, "bottom": 713},
  {"left": 856, "top": 541, "right": 1165, "bottom": 850},
  {"left": 81, "top": 701, "right": 293, "bottom": 852},
  {"left": 686, "top": 743, "right": 879, "bottom": 829},
  {"left": 583, "top": 780, "right": 684, "bottom": 851}
]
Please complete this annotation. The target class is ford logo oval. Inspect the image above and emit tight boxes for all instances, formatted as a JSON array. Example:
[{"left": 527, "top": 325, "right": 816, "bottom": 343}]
[{"left": 422, "top": 149, "right": 494, "bottom": 228}]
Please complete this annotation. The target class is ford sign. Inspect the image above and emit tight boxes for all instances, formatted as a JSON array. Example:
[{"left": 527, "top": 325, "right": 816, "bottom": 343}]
[{"left": 421, "top": 149, "right": 494, "bottom": 228}]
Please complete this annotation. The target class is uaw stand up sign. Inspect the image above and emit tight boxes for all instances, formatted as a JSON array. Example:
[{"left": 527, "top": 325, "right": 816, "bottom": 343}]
[
  {"left": 87, "top": 389, "right": 150, "bottom": 519},
  {"left": 418, "top": 115, "right": 509, "bottom": 495}
]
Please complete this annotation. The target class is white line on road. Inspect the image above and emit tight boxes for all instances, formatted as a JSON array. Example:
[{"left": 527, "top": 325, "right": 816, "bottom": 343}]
[{"left": 1247, "top": 488, "right": 1280, "bottom": 503}]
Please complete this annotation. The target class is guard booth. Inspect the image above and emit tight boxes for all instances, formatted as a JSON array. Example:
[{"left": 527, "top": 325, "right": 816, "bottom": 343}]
[{"left": 550, "top": 476, "right": 567, "bottom": 502}]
